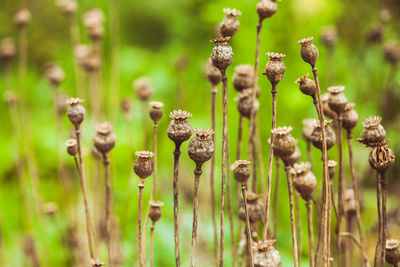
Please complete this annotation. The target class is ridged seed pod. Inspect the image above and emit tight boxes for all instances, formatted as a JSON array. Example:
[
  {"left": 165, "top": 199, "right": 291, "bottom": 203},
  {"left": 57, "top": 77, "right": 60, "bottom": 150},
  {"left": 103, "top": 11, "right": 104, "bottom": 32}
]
[
  {"left": 235, "top": 89, "right": 259, "bottom": 118},
  {"left": 342, "top": 103, "right": 359, "bottom": 132},
  {"left": 321, "top": 93, "right": 337, "bottom": 120},
  {"left": 231, "top": 160, "right": 251, "bottom": 184},
  {"left": 271, "top": 126, "right": 296, "bottom": 158},
  {"left": 386, "top": 239, "right": 400, "bottom": 265},
  {"left": 148, "top": 200, "right": 164, "bottom": 223},
  {"left": 368, "top": 145, "right": 395, "bottom": 174},
  {"left": 0, "top": 38, "right": 16, "bottom": 62},
  {"left": 233, "top": 64, "right": 254, "bottom": 92},
  {"left": 359, "top": 116, "right": 386, "bottom": 147},
  {"left": 45, "top": 64, "right": 65, "bottom": 86},
  {"left": 292, "top": 162, "right": 317, "bottom": 201},
  {"left": 296, "top": 73, "right": 316, "bottom": 96},
  {"left": 263, "top": 52, "right": 286, "bottom": 87},
  {"left": 298, "top": 37, "right": 319, "bottom": 67},
  {"left": 149, "top": 101, "right": 164, "bottom": 123},
  {"left": 238, "top": 192, "right": 264, "bottom": 223},
  {"left": 134, "top": 77, "right": 153, "bottom": 101},
  {"left": 219, "top": 8, "right": 242, "bottom": 37},
  {"left": 133, "top": 151, "right": 154, "bottom": 179},
  {"left": 93, "top": 122, "right": 116, "bottom": 154},
  {"left": 66, "top": 98, "right": 86, "bottom": 128},
  {"left": 188, "top": 128, "right": 215, "bottom": 167},
  {"left": 383, "top": 42, "right": 400, "bottom": 65},
  {"left": 327, "top": 86, "right": 348, "bottom": 114},
  {"left": 82, "top": 49, "right": 102, "bottom": 72},
  {"left": 256, "top": 0, "right": 278, "bottom": 20},
  {"left": 57, "top": 0, "right": 78, "bottom": 16},
  {"left": 310, "top": 120, "right": 336, "bottom": 150},
  {"left": 205, "top": 59, "right": 221, "bottom": 86},
  {"left": 167, "top": 110, "right": 192, "bottom": 145},
  {"left": 210, "top": 37, "right": 234, "bottom": 71},
  {"left": 66, "top": 139, "right": 78, "bottom": 156},
  {"left": 252, "top": 240, "right": 282, "bottom": 267}
]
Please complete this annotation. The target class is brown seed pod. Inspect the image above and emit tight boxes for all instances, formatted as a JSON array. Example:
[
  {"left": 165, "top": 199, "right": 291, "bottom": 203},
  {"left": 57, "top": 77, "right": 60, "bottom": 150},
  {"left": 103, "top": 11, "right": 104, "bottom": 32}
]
[
  {"left": 327, "top": 160, "right": 337, "bottom": 180},
  {"left": 231, "top": 160, "right": 251, "bottom": 184},
  {"left": 121, "top": 98, "right": 131, "bottom": 114},
  {"left": 292, "top": 162, "right": 317, "bottom": 201},
  {"left": 238, "top": 192, "right": 264, "bottom": 223},
  {"left": 82, "top": 49, "right": 102, "bottom": 72},
  {"left": 383, "top": 42, "right": 400, "bottom": 65},
  {"left": 88, "top": 23, "right": 104, "bottom": 42},
  {"left": 45, "top": 64, "right": 65, "bottom": 86},
  {"left": 83, "top": 8, "right": 104, "bottom": 29},
  {"left": 210, "top": 37, "right": 234, "bottom": 71},
  {"left": 149, "top": 101, "right": 164, "bottom": 123},
  {"left": 327, "top": 86, "right": 348, "bottom": 114},
  {"left": 134, "top": 77, "right": 153, "bottom": 101},
  {"left": 0, "top": 38, "right": 16, "bottom": 62},
  {"left": 321, "top": 93, "right": 337, "bottom": 120},
  {"left": 263, "top": 52, "right": 286, "bottom": 87},
  {"left": 343, "top": 189, "right": 356, "bottom": 217},
  {"left": 252, "top": 240, "right": 282, "bottom": 267},
  {"left": 57, "top": 0, "right": 78, "bottom": 16},
  {"left": 368, "top": 145, "right": 395, "bottom": 174},
  {"left": 271, "top": 126, "right": 296, "bottom": 158},
  {"left": 298, "top": 37, "right": 319, "bottom": 67},
  {"left": 205, "top": 58, "right": 222, "bottom": 86},
  {"left": 219, "top": 8, "right": 242, "bottom": 37},
  {"left": 188, "top": 128, "right": 215, "bottom": 167},
  {"left": 366, "top": 25, "right": 383, "bottom": 44},
  {"left": 342, "top": 103, "right": 358, "bottom": 132},
  {"left": 148, "top": 200, "right": 164, "bottom": 223},
  {"left": 74, "top": 45, "right": 91, "bottom": 67},
  {"left": 42, "top": 202, "right": 58, "bottom": 216},
  {"left": 386, "top": 239, "right": 400, "bottom": 265},
  {"left": 233, "top": 64, "right": 254, "bottom": 92},
  {"left": 133, "top": 151, "right": 154, "bottom": 179},
  {"left": 321, "top": 26, "right": 337, "bottom": 47},
  {"left": 256, "top": 0, "right": 278, "bottom": 20},
  {"left": 66, "top": 97, "right": 86, "bottom": 128},
  {"left": 310, "top": 120, "right": 336, "bottom": 150},
  {"left": 90, "top": 259, "right": 105, "bottom": 267},
  {"left": 167, "top": 110, "right": 192, "bottom": 145},
  {"left": 358, "top": 116, "right": 386, "bottom": 147},
  {"left": 235, "top": 89, "right": 259, "bottom": 118},
  {"left": 66, "top": 139, "right": 78, "bottom": 156},
  {"left": 296, "top": 73, "right": 316, "bottom": 96},
  {"left": 302, "top": 118, "right": 316, "bottom": 143},
  {"left": 93, "top": 122, "right": 116, "bottom": 154},
  {"left": 14, "top": 7, "right": 31, "bottom": 26},
  {"left": 281, "top": 145, "right": 301, "bottom": 167}
]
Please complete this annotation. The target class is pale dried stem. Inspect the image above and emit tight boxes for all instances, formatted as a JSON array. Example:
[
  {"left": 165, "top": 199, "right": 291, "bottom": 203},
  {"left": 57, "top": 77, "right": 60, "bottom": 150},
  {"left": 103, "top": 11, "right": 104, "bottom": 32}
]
[
  {"left": 173, "top": 144, "right": 182, "bottom": 267},
  {"left": 336, "top": 117, "right": 344, "bottom": 267},
  {"left": 295, "top": 192, "right": 302, "bottom": 260},
  {"left": 190, "top": 166, "right": 202, "bottom": 267},
  {"left": 306, "top": 200, "right": 314, "bottom": 267},
  {"left": 273, "top": 156, "right": 280, "bottom": 239},
  {"left": 241, "top": 184, "right": 254, "bottom": 267},
  {"left": 150, "top": 223, "right": 155, "bottom": 267},
  {"left": 226, "top": 136, "right": 236, "bottom": 267},
  {"left": 374, "top": 173, "right": 382, "bottom": 267},
  {"left": 102, "top": 153, "right": 113, "bottom": 267},
  {"left": 138, "top": 179, "right": 145, "bottom": 267},
  {"left": 210, "top": 86, "right": 218, "bottom": 264}
]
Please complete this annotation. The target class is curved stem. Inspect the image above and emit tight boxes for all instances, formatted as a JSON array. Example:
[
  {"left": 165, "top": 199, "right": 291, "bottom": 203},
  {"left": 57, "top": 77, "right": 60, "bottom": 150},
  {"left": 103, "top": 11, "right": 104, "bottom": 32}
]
[
  {"left": 273, "top": 156, "right": 280, "bottom": 239},
  {"left": 102, "top": 153, "right": 113, "bottom": 267},
  {"left": 241, "top": 184, "right": 254, "bottom": 267},
  {"left": 210, "top": 86, "right": 218, "bottom": 264},
  {"left": 306, "top": 200, "right": 314, "bottom": 267},
  {"left": 173, "top": 144, "right": 182, "bottom": 267},
  {"left": 138, "top": 179, "right": 145, "bottom": 267},
  {"left": 190, "top": 166, "right": 202, "bottom": 267},
  {"left": 285, "top": 166, "right": 299, "bottom": 267}
]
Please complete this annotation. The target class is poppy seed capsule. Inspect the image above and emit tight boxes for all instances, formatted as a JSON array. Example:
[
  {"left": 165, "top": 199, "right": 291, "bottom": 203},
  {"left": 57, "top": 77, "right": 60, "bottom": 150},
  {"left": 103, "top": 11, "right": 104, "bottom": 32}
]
[
  {"left": 0, "top": 38, "right": 16, "bottom": 61},
  {"left": 231, "top": 160, "right": 251, "bottom": 184},
  {"left": 66, "top": 139, "right": 78, "bottom": 156},
  {"left": 366, "top": 25, "right": 383, "bottom": 44},
  {"left": 82, "top": 49, "right": 102, "bottom": 72},
  {"left": 121, "top": 98, "right": 131, "bottom": 114},
  {"left": 57, "top": 0, "right": 78, "bottom": 16},
  {"left": 281, "top": 145, "right": 301, "bottom": 167},
  {"left": 205, "top": 59, "right": 221, "bottom": 86},
  {"left": 14, "top": 8, "right": 31, "bottom": 26},
  {"left": 292, "top": 162, "right": 317, "bottom": 201},
  {"left": 253, "top": 240, "right": 282, "bottom": 267},
  {"left": 233, "top": 64, "right": 254, "bottom": 92},
  {"left": 42, "top": 202, "right": 58, "bottom": 216},
  {"left": 321, "top": 26, "right": 337, "bottom": 47},
  {"left": 133, "top": 151, "right": 154, "bottom": 179},
  {"left": 66, "top": 98, "right": 86, "bottom": 128},
  {"left": 188, "top": 128, "right": 215, "bottom": 166},
  {"left": 134, "top": 77, "right": 153, "bottom": 101},
  {"left": 310, "top": 120, "right": 336, "bottom": 150},
  {"left": 91, "top": 259, "right": 105, "bottom": 267},
  {"left": 343, "top": 189, "right": 356, "bottom": 217},
  {"left": 210, "top": 37, "right": 234, "bottom": 71},
  {"left": 298, "top": 37, "right": 319, "bottom": 67},
  {"left": 386, "top": 239, "right": 400, "bottom": 265},
  {"left": 321, "top": 93, "right": 337, "bottom": 120},
  {"left": 342, "top": 103, "right": 358, "bottom": 132},
  {"left": 327, "top": 86, "right": 348, "bottom": 114},
  {"left": 219, "top": 8, "right": 242, "bottom": 37},
  {"left": 83, "top": 8, "right": 104, "bottom": 29},
  {"left": 45, "top": 64, "right": 65, "bottom": 86},
  {"left": 359, "top": 116, "right": 386, "bottom": 147},
  {"left": 368, "top": 145, "right": 395, "bottom": 174},
  {"left": 148, "top": 200, "right": 164, "bottom": 223},
  {"left": 149, "top": 101, "right": 164, "bottom": 123},
  {"left": 302, "top": 118, "right": 316, "bottom": 143},
  {"left": 296, "top": 73, "right": 316, "bottom": 96},
  {"left": 383, "top": 42, "right": 400, "bottom": 65},
  {"left": 167, "top": 110, "right": 192, "bottom": 145},
  {"left": 263, "top": 53, "right": 286, "bottom": 87},
  {"left": 93, "top": 122, "right": 116, "bottom": 154},
  {"left": 238, "top": 192, "right": 264, "bottom": 223},
  {"left": 256, "top": 0, "right": 278, "bottom": 20},
  {"left": 88, "top": 24, "right": 104, "bottom": 42},
  {"left": 235, "top": 89, "right": 259, "bottom": 118},
  {"left": 327, "top": 160, "right": 337, "bottom": 180},
  {"left": 271, "top": 126, "right": 296, "bottom": 158}
]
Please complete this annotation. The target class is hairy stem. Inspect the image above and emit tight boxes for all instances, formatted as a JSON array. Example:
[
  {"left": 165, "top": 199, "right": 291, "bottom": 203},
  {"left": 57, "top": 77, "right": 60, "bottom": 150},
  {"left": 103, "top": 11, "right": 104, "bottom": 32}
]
[
  {"left": 306, "top": 200, "right": 314, "bottom": 267},
  {"left": 190, "top": 166, "right": 202, "bottom": 267},
  {"left": 241, "top": 184, "right": 254, "bottom": 267},
  {"left": 173, "top": 143, "right": 182, "bottom": 267}
]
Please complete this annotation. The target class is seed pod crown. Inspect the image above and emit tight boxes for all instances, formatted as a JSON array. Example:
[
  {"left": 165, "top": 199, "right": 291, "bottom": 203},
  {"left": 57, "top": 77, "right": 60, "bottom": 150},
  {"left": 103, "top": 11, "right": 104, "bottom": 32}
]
[
  {"left": 231, "top": 160, "right": 251, "bottom": 184},
  {"left": 66, "top": 97, "right": 86, "bottom": 128},
  {"left": 271, "top": 126, "right": 296, "bottom": 158},
  {"left": 298, "top": 37, "right": 319, "bottom": 66},
  {"left": 296, "top": 73, "right": 316, "bottom": 96},
  {"left": 358, "top": 116, "right": 386, "bottom": 147},
  {"left": 342, "top": 103, "right": 359, "bottom": 131},
  {"left": 167, "top": 110, "right": 193, "bottom": 144},
  {"left": 188, "top": 128, "right": 215, "bottom": 166},
  {"left": 264, "top": 52, "right": 286, "bottom": 86},
  {"left": 149, "top": 101, "right": 164, "bottom": 123},
  {"left": 133, "top": 151, "right": 154, "bottom": 179},
  {"left": 256, "top": 0, "right": 278, "bottom": 20},
  {"left": 93, "top": 122, "right": 116, "bottom": 154},
  {"left": 148, "top": 200, "right": 164, "bottom": 223},
  {"left": 327, "top": 85, "right": 348, "bottom": 114},
  {"left": 210, "top": 37, "right": 234, "bottom": 71},
  {"left": 235, "top": 88, "right": 259, "bottom": 118}
]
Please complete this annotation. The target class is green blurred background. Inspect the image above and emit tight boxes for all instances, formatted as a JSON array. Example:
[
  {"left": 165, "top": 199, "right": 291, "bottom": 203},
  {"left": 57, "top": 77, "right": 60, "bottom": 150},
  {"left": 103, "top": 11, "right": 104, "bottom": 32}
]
[{"left": 0, "top": 0, "right": 399, "bottom": 266}]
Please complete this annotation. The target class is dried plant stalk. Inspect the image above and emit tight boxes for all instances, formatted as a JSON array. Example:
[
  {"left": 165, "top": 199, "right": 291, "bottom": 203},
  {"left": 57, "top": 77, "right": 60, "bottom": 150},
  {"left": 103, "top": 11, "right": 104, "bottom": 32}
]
[
  {"left": 108, "top": 0, "right": 120, "bottom": 120},
  {"left": 294, "top": 192, "right": 302, "bottom": 260},
  {"left": 306, "top": 200, "right": 314, "bottom": 267},
  {"left": 273, "top": 156, "right": 280, "bottom": 239},
  {"left": 102, "top": 153, "right": 113, "bottom": 267},
  {"left": 241, "top": 184, "right": 254, "bottom": 267},
  {"left": 381, "top": 173, "right": 388, "bottom": 267},
  {"left": 173, "top": 143, "right": 182, "bottom": 267},
  {"left": 138, "top": 179, "right": 145, "bottom": 267},
  {"left": 210, "top": 85, "right": 218, "bottom": 263},
  {"left": 68, "top": 14, "right": 83, "bottom": 96},
  {"left": 374, "top": 173, "right": 382, "bottom": 267},
  {"left": 149, "top": 223, "right": 155, "bottom": 267},
  {"left": 190, "top": 166, "right": 202, "bottom": 267},
  {"left": 335, "top": 117, "right": 344, "bottom": 266},
  {"left": 226, "top": 137, "right": 236, "bottom": 267}
]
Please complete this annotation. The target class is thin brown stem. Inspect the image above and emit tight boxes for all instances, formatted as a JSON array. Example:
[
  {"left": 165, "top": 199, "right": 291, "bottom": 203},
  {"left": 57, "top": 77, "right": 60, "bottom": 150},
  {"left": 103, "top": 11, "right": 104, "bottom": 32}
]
[
  {"left": 340, "top": 232, "right": 368, "bottom": 263},
  {"left": 251, "top": 125, "right": 257, "bottom": 193},
  {"left": 142, "top": 101, "right": 149, "bottom": 150},
  {"left": 225, "top": 136, "right": 236, "bottom": 267},
  {"left": 336, "top": 117, "right": 344, "bottom": 267},
  {"left": 374, "top": 173, "right": 382, "bottom": 267},
  {"left": 306, "top": 200, "right": 314, "bottom": 267},
  {"left": 190, "top": 166, "right": 202, "bottom": 267},
  {"left": 285, "top": 166, "right": 299, "bottom": 267},
  {"left": 262, "top": 85, "right": 277, "bottom": 241},
  {"left": 89, "top": 72, "right": 100, "bottom": 122},
  {"left": 173, "top": 143, "right": 182, "bottom": 267},
  {"left": 236, "top": 114, "right": 244, "bottom": 262},
  {"left": 307, "top": 141, "right": 313, "bottom": 170},
  {"left": 273, "top": 156, "right": 280, "bottom": 239},
  {"left": 295, "top": 192, "right": 302, "bottom": 261},
  {"left": 108, "top": 0, "right": 120, "bottom": 121},
  {"left": 380, "top": 173, "right": 387, "bottom": 267},
  {"left": 68, "top": 14, "right": 83, "bottom": 97},
  {"left": 102, "top": 153, "right": 113, "bottom": 267},
  {"left": 241, "top": 184, "right": 254, "bottom": 267},
  {"left": 150, "top": 223, "right": 155, "bottom": 267},
  {"left": 344, "top": 215, "right": 352, "bottom": 267},
  {"left": 210, "top": 86, "right": 218, "bottom": 264},
  {"left": 138, "top": 179, "right": 145, "bottom": 267}
]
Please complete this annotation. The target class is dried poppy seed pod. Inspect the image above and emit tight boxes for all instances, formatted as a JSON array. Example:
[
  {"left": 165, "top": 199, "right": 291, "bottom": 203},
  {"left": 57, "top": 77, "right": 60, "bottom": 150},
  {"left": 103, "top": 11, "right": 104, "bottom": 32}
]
[
  {"left": 134, "top": 77, "right": 153, "bottom": 101},
  {"left": 149, "top": 101, "right": 164, "bottom": 123},
  {"left": 233, "top": 64, "right": 254, "bottom": 92},
  {"left": 343, "top": 189, "right": 356, "bottom": 217},
  {"left": 42, "top": 202, "right": 58, "bottom": 216},
  {"left": 238, "top": 192, "right": 264, "bottom": 223},
  {"left": 256, "top": 0, "right": 278, "bottom": 20},
  {"left": 121, "top": 98, "right": 131, "bottom": 114},
  {"left": 231, "top": 160, "right": 251, "bottom": 184},
  {"left": 0, "top": 38, "right": 16, "bottom": 62},
  {"left": 219, "top": 8, "right": 242, "bottom": 37},
  {"left": 83, "top": 8, "right": 104, "bottom": 29},
  {"left": 82, "top": 49, "right": 102, "bottom": 72},
  {"left": 321, "top": 93, "right": 337, "bottom": 120},
  {"left": 235, "top": 89, "right": 259, "bottom": 118},
  {"left": 296, "top": 73, "right": 316, "bottom": 96},
  {"left": 271, "top": 126, "right": 296, "bottom": 159},
  {"left": 298, "top": 37, "right": 319, "bottom": 67},
  {"left": 66, "top": 98, "right": 86, "bottom": 128},
  {"left": 342, "top": 103, "right": 358, "bottom": 132},
  {"left": 167, "top": 110, "right": 192, "bottom": 145},
  {"left": 383, "top": 42, "right": 400, "bottom": 65},
  {"left": 310, "top": 120, "right": 336, "bottom": 150},
  {"left": 188, "top": 128, "right": 215, "bottom": 167},
  {"left": 66, "top": 139, "right": 78, "bottom": 156},
  {"left": 91, "top": 259, "right": 105, "bottom": 267},
  {"left": 263, "top": 53, "right": 286, "bottom": 87},
  {"left": 386, "top": 239, "right": 400, "bottom": 265},
  {"left": 368, "top": 145, "right": 395, "bottom": 174},
  {"left": 302, "top": 118, "right": 316, "bottom": 143},
  {"left": 281, "top": 145, "right": 301, "bottom": 167},
  {"left": 205, "top": 59, "right": 221, "bottom": 86},
  {"left": 88, "top": 24, "right": 104, "bottom": 42},
  {"left": 327, "top": 86, "right": 348, "bottom": 114},
  {"left": 210, "top": 37, "right": 234, "bottom": 71},
  {"left": 133, "top": 151, "right": 154, "bottom": 179},
  {"left": 359, "top": 116, "right": 386, "bottom": 147},
  {"left": 57, "top": 0, "right": 78, "bottom": 16},
  {"left": 74, "top": 45, "right": 90, "bottom": 67},
  {"left": 366, "top": 25, "right": 383, "bottom": 44},
  {"left": 327, "top": 160, "right": 337, "bottom": 180},
  {"left": 45, "top": 64, "right": 65, "bottom": 86},
  {"left": 14, "top": 7, "right": 31, "bottom": 26},
  {"left": 292, "top": 162, "right": 317, "bottom": 201},
  {"left": 321, "top": 26, "right": 337, "bottom": 47},
  {"left": 148, "top": 200, "right": 164, "bottom": 223},
  {"left": 253, "top": 240, "right": 282, "bottom": 267},
  {"left": 93, "top": 122, "right": 116, "bottom": 154}
]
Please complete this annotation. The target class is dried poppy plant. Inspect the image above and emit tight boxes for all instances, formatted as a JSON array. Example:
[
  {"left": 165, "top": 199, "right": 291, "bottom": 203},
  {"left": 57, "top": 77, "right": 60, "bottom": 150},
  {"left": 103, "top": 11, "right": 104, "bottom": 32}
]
[
  {"left": 219, "top": 8, "right": 242, "bottom": 38},
  {"left": 148, "top": 200, "right": 164, "bottom": 267},
  {"left": 253, "top": 240, "right": 282, "bottom": 267}
]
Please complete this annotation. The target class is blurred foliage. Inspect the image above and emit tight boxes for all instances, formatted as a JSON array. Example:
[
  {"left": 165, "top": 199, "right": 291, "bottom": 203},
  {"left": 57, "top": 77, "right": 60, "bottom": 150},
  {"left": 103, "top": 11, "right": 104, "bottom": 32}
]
[{"left": 0, "top": 0, "right": 400, "bottom": 266}]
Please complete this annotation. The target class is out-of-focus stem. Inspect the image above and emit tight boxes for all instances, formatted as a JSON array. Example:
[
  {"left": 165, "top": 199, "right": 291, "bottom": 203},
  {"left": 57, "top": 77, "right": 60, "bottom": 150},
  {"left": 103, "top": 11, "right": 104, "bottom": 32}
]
[
  {"left": 273, "top": 156, "right": 280, "bottom": 239},
  {"left": 241, "top": 184, "right": 254, "bottom": 267},
  {"left": 149, "top": 223, "right": 155, "bottom": 267},
  {"left": 210, "top": 85, "right": 218, "bottom": 263},
  {"left": 108, "top": 0, "right": 120, "bottom": 121},
  {"left": 294, "top": 192, "right": 302, "bottom": 260},
  {"left": 306, "top": 200, "right": 314, "bottom": 267},
  {"left": 102, "top": 153, "right": 113, "bottom": 267},
  {"left": 190, "top": 166, "right": 202, "bottom": 267},
  {"left": 374, "top": 173, "right": 382, "bottom": 267},
  {"left": 226, "top": 136, "right": 236, "bottom": 267},
  {"left": 381, "top": 173, "right": 387, "bottom": 267}
]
